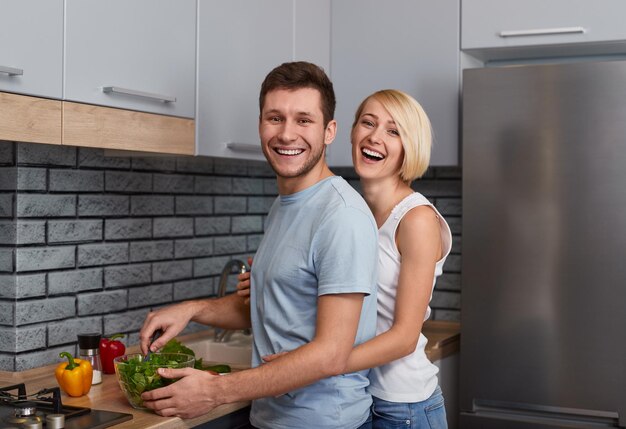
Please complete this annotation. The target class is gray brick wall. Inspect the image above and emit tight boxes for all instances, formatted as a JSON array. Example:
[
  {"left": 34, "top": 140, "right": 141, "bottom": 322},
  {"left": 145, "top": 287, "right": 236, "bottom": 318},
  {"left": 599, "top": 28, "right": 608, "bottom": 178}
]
[
  {"left": 0, "top": 140, "right": 463, "bottom": 372},
  {"left": 0, "top": 141, "right": 275, "bottom": 371},
  {"left": 48, "top": 220, "right": 102, "bottom": 243}
]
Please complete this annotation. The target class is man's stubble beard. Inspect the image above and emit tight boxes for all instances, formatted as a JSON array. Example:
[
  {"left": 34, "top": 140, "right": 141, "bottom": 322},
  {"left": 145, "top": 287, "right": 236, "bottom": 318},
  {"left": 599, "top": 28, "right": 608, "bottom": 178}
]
[{"left": 265, "top": 144, "right": 327, "bottom": 180}]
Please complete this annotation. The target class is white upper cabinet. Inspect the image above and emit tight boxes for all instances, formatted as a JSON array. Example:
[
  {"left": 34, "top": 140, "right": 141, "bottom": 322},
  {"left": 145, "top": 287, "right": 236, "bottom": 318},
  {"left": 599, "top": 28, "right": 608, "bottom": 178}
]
[
  {"left": 462, "top": 0, "right": 626, "bottom": 60},
  {"left": 64, "top": 0, "right": 196, "bottom": 118},
  {"left": 0, "top": 0, "right": 63, "bottom": 99},
  {"left": 196, "top": 0, "right": 330, "bottom": 159},
  {"left": 329, "top": 0, "right": 460, "bottom": 167}
]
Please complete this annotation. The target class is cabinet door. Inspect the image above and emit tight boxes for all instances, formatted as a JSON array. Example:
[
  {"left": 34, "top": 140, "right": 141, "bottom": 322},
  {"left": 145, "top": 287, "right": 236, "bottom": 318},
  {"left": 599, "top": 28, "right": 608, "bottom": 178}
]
[
  {"left": 196, "top": 0, "right": 330, "bottom": 159},
  {"left": 64, "top": 0, "right": 196, "bottom": 118},
  {"left": 329, "top": 0, "right": 460, "bottom": 167},
  {"left": 462, "top": 0, "right": 626, "bottom": 51},
  {"left": 0, "top": 0, "right": 63, "bottom": 98}
]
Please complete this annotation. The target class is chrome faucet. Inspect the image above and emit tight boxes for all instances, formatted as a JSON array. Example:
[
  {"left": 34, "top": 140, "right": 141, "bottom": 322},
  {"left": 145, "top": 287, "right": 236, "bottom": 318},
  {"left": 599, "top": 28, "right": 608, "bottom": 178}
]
[{"left": 214, "top": 259, "right": 248, "bottom": 342}]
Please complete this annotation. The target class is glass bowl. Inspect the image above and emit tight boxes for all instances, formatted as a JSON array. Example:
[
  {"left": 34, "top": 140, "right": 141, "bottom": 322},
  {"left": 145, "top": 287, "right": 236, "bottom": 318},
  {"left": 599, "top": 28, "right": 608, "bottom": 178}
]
[{"left": 113, "top": 352, "right": 195, "bottom": 409}]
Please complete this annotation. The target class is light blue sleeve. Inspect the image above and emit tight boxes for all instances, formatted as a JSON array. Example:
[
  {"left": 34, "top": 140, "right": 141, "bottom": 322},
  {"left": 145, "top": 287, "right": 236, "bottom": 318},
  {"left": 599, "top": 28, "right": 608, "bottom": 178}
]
[{"left": 313, "top": 206, "right": 378, "bottom": 296}]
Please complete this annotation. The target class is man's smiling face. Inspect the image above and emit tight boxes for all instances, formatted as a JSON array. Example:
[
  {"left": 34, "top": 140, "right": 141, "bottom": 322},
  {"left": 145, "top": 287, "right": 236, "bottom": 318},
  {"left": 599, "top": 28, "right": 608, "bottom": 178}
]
[{"left": 259, "top": 87, "right": 335, "bottom": 193}]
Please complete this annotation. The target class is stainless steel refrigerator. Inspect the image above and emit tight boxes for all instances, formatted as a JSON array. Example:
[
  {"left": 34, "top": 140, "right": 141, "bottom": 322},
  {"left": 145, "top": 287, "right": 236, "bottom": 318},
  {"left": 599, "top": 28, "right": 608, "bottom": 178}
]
[{"left": 460, "top": 60, "right": 626, "bottom": 429}]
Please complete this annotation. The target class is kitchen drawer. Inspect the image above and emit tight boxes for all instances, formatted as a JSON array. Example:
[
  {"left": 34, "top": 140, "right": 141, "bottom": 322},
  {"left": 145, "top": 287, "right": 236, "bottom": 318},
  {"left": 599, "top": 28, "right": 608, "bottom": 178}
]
[
  {"left": 0, "top": 0, "right": 63, "bottom": 99},
  {"left": 462, "top": 0, "right": 626, "bottom": 58},
  {"left": 64, "top": 0, "right": 196, "bottom": 118}
]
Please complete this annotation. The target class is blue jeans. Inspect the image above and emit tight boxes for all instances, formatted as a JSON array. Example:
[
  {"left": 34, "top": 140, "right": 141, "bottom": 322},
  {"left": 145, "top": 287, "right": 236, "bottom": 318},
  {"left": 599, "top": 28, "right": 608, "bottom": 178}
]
[{"left": 372, "top": 386, "right": 447, "bottom": 429}]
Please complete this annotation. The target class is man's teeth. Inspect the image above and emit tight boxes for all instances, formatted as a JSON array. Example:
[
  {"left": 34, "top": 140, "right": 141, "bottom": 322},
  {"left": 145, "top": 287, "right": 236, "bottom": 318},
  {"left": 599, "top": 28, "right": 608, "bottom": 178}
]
[
  {"left": 362, "top": 148, "right": 384, "bottom": 159},
  {"left": 277, "top": 148, "right": 304, "bottom": 156}
]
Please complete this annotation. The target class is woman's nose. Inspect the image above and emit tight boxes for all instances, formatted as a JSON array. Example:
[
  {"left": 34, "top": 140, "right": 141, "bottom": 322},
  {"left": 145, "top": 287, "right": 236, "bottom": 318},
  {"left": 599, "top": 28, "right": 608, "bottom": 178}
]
[{"left": 369, "top": 126, "right": 384, "bottom": 144}]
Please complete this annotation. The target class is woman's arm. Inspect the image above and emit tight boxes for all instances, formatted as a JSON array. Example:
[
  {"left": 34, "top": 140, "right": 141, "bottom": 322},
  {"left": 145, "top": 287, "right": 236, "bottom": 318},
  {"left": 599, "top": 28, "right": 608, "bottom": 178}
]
[{"left": 345, "top": 205, "right": 443, "bottom": 372}]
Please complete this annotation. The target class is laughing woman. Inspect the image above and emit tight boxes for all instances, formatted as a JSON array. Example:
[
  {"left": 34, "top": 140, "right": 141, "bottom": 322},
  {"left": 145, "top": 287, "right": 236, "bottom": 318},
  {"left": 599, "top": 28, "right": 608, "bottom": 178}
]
[
  {"left": 346, "top": 89, "right": 452, "bottom": 429},
  {"left": 238, "top": 89, "right": 452, "bottom": 429}
]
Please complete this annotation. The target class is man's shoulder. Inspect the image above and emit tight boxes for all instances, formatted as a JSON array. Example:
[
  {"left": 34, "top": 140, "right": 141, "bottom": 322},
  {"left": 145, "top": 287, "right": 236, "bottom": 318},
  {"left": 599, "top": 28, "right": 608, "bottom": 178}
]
[
  {"left": 325, "top": 176, "right": 369, "bottom": 209},
  {"left": 316, "top": 177, "right": 376, "bottom": 234}
]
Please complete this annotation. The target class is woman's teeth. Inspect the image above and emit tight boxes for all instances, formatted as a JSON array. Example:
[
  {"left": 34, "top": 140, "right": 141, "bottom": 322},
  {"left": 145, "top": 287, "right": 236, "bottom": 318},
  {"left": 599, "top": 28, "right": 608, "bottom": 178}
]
[{"left": 362, "top": 148, "right": 384, "bottom": 160}]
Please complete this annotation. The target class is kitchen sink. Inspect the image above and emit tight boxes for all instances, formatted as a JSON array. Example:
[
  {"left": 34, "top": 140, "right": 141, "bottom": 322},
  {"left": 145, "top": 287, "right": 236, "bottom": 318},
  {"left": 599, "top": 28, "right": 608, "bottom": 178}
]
[{"left": 188, "top": 331, "right": 253, "bottom": 367}]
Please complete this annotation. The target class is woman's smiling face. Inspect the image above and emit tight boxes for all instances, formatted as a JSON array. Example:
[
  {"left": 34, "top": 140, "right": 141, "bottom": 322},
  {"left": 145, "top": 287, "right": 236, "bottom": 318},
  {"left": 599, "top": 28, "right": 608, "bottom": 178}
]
[{"left": 351, "top": 98, "right": 405, "bottom": 182}]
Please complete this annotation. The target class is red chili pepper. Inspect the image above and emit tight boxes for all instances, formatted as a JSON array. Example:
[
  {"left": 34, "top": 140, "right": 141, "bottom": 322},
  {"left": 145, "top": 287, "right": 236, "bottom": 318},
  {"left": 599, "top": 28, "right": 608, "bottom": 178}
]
[{"left": 99, "top": 334, "right": 126, "bottom": 374}]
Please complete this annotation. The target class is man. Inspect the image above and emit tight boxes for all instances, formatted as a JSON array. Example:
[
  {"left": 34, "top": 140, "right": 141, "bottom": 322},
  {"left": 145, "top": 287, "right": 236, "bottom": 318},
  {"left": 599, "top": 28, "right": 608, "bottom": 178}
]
[{"left": 139, "top": 61, "right": 378, "bottom": 429}]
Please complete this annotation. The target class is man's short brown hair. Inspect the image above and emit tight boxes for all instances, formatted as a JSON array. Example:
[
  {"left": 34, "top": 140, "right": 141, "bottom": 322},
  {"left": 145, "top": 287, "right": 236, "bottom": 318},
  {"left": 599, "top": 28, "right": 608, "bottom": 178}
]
[{"left": 259, "top": 61, "right": 336, "bottom": 127}]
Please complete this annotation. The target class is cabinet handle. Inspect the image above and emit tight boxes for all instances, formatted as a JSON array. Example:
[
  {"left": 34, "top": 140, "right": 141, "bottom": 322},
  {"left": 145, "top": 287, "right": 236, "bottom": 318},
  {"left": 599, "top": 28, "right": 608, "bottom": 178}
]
[
  {"left": 225, "top": 142, "right": 263, "bottom": 154},
  {"left": 499, "top": 26, "right": 586, "bottom": 38},
  {"left": 102, "top": 86, "right": 176, "bottom": 103},
  {"left": 0, "top": 65, "right": 23, "bottom": 76}
]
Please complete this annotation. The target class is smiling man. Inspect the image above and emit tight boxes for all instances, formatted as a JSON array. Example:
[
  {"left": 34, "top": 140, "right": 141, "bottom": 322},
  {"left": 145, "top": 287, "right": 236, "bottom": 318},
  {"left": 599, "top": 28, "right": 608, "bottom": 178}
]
[{"left": 139, "top": 62, "right": 378, "bottom": 429}]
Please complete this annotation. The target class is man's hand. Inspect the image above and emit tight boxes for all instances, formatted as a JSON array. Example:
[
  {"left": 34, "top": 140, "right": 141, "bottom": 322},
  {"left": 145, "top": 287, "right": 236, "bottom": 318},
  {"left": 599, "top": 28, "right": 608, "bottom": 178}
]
[
  {"left": 141, "top": 368, "right": 222, "bottom": 418},
  {"left": 139, "top": 302, "right": 198, "bottom": 354}
]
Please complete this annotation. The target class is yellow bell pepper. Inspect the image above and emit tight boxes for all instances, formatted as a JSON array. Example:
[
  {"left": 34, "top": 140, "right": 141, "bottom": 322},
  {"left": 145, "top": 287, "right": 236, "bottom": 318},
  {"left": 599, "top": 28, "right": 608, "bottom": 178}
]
[{"left": 55, "top": 352, "right": 93, "bottom": 397}]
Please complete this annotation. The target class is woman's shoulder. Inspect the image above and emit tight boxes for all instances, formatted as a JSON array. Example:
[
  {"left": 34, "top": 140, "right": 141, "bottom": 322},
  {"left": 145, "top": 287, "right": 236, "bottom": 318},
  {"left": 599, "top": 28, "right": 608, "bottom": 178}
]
[{"left": 391, "top": 192, "right": 432, "bottom": 220}]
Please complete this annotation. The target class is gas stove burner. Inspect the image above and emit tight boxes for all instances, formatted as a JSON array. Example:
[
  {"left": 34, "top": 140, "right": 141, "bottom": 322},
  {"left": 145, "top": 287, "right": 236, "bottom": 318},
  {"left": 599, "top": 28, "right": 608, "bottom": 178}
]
[
  {"left": 3, "top": 412, "right": 43, "bottom": 426},
  {"left": 0, "top": 382, "right": 133, "bottom": 429},
  {"left": 13, "top": 402, "right": 40, "bottom": 418},
  {"left": 2, "top": 401, "right": 43, "bottom": 429}
]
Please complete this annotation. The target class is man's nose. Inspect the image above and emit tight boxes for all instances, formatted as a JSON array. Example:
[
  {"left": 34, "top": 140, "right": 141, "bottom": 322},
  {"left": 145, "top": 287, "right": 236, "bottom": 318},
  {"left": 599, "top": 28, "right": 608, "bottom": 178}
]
[{"left": 278, "top": 120, "right": 298, "bottom": 142}]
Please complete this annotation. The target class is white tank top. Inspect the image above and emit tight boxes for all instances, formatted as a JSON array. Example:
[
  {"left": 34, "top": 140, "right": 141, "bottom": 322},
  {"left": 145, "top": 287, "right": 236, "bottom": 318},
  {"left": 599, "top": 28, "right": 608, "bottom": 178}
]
[{"left": 368, "top": 192, "right": 452, "bottom": 403}]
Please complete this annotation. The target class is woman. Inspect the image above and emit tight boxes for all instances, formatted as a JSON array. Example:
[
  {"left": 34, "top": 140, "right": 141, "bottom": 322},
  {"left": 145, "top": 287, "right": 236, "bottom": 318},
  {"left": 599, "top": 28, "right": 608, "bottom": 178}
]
[{"left": 238, "top": 89, "right": 452, "bottom": 429}]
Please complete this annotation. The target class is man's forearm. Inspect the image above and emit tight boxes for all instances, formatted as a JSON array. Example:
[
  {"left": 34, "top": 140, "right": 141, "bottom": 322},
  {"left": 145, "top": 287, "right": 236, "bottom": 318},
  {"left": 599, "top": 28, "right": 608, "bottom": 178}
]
[
  {"left": 211, "top": 339, "right": 345, "bottom": 405},
  {"left": 190, "top": 293, "right": 251, "bottom": 329},
  {"left": 212, "top": 294, "right": 365, "bottom": 404}
]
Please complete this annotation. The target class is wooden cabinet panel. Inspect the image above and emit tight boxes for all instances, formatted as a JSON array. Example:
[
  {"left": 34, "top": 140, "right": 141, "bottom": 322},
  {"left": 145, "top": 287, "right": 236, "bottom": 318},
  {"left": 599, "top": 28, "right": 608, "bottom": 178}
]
[
  {"left": 0, "top": 92, "right": 61, "bottom": 145},
  {"left": 62, "top": 102, "right": 194, "bottom": 155}
]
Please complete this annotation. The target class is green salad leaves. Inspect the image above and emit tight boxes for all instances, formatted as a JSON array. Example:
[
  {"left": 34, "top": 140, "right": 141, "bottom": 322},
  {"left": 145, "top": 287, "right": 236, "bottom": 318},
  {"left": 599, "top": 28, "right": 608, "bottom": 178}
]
[
  {"left": 115, "top": 352, "right": 193, "bottom": 409},
  {"left": 115, "top": 338, "right": 232, "bottom": 409},
  {"left": 161, "top": 338, "right": 231, "bottom": 373}
]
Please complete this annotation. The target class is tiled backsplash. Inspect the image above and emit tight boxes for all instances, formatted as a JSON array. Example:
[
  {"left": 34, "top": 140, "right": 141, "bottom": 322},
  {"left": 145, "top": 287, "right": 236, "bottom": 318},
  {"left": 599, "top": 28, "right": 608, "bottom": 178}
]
[{"left": 0, "top": 141, "right": 461, "bottom": 371}]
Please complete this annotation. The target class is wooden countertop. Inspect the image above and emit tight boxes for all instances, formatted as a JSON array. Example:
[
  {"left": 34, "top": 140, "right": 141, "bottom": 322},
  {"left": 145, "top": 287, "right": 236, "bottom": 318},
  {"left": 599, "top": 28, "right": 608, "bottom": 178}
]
[
  {"left": 0, "top": 330, "right": 249, "bottom": 429},
  {"left": 423, "top": 320, "right": 461, "bottom": 362},
  {"left": 0, "top": 321, "right": 459, "bottom": 428}
]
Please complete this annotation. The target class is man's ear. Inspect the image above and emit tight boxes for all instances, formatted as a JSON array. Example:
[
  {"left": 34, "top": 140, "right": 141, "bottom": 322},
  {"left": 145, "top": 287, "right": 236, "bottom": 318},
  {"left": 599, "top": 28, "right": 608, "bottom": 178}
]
[{"left": 324, "top": 120, "right": 337, "bottom": 146}]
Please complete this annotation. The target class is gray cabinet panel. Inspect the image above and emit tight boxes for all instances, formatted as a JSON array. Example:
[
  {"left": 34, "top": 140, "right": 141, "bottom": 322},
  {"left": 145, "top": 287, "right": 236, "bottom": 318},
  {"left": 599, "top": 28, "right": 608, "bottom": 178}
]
[
  {"left": 463, "top": 0, "right": 626, "bottom": 51},
  {"left": 329, "top": 0, "right": 460, "bottom": 167},
  {"left": 196, "top": 0, "right": 331, "bottom": 159},
  {"left": 294, "top": 1, "right": 331, "bottom": 73},
  {"left": 64, "top": 0, "right": 196, "bottom": 118},
  {"left": 0, "top": 0, "right": 63, "bottom": 98}
]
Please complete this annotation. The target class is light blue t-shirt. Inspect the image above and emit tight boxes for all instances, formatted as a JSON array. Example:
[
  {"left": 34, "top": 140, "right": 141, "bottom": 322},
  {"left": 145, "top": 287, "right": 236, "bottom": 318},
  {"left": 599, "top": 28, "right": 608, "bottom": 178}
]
[{"left": 249, "top": 176, "right": 378, "bottom": 429}]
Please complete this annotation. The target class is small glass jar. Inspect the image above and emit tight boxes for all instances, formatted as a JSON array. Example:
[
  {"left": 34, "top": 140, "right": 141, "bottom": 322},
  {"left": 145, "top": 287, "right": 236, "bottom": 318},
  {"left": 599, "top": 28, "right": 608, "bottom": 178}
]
[{"left": 77, "top": 333, "right": 103, "bottom": 385}]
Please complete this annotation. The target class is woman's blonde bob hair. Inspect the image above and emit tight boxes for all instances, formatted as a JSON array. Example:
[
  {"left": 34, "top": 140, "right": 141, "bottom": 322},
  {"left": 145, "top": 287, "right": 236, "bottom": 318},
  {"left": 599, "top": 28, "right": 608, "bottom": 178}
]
[{"left": 352, "top": 89, "right": 432, "bottom": 183}]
